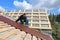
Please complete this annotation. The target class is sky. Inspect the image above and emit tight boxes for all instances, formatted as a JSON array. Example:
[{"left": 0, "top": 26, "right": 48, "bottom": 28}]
[{"left": 0, "top": 0, "right": 60, "bottom": 14}]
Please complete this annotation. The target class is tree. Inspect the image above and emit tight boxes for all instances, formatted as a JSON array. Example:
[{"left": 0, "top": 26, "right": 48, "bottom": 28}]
[
  {"left": 56, "top": 14, "right": 60, "bottom": 22},
  {"left": 49, "top": 13, "right": 60, "bottom": 40},
  {"left": 49, "top": 13, "right": 57, "bottom": 25}
]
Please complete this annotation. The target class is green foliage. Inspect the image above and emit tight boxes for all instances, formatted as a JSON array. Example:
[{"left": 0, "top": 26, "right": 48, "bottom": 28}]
[
  {"left": 56, "top": 14, "right": 60, "bottom": 22},
  {"left": 49, "top": 14, "right": 60, "bottom": 40},
  {"left": 52, "top": 22, "right": 60, "bottom": 40},
  {"left": 49, "top": 13, "right": 57, "bottom": 25}
]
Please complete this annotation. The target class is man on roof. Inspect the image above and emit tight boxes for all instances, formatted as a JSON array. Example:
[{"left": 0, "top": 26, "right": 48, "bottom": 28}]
[{"left": 16, "top": 13, "right": 29, "bottom": 26}]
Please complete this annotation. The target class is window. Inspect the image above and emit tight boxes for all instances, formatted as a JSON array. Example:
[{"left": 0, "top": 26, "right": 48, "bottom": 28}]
[
  {"left": 28, "top": 19, "right": 31, "bottom": 22},
  {"left": 40, "top": 13, "right": 46, "bottom": 15},
  {"left": 25, "top": 10, "right": 32, "bottom": 12},
  {"left": 13, "top": 16, "right": 16, "bottom": 18},
  {"left": 5, "top": 13, "right": 9, "bottom": 16},
  {"left": 19, "top": 13, "right": 23, "bottom": 15},
  {"left": 14, "top": 13, "right": 18, "bottom": 15},
  {"left": 33, "top": 20, "right": 39, "bottom": 22},
  {"left": 33, "top": 10, "right": 38, "bottom": 12},
  {"left": 33, "top": 13, "right": 38, "bottom": 15},
  {"left": 27, "top": 16, "right": 31, "bottom": 19},
  {"left": 28, "top": 23, "right": 31, "bottom": 26},
  {"left": 33, "top": 16, "right": 39, "bottom": 19},
  {"left": 40, "top": 16, "right": 47, "bottom": 19},
  {"left": 41, "top": 24, "right": 49, "bottom": 27},
  {"left": 25, "top": 13, "right": 31, "bottom": 15},
  {"left": 21, "top": 10, "right": 24, "bottom": 12},
  {"left": 8, "top": 16, "right": 11, "bottom": 17},
  {"left": 10, "top": 13, "right": 13, "bottom": 15},
  {"left": 32, "top": 24, "right": 39, "bottom": 27},
  {"left": 41, "top": 20, "right": 48, "bottom": 23}
]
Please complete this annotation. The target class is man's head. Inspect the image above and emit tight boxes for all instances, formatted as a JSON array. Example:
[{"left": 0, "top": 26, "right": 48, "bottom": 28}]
[{"left": 23, "top": 13, "right": 26, "bottom": 16}]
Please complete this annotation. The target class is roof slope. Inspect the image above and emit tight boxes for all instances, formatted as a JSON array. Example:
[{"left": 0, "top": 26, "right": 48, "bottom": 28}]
[{"left": 0, "top": 15, "right": 52, "bottom": 40}]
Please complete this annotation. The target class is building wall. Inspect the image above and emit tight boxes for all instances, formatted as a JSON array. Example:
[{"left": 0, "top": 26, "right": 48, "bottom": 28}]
[{"left": 0, "top": 9, "right": 52, "bottom": 34}]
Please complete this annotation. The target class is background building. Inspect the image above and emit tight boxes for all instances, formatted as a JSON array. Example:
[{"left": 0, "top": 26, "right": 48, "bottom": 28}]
[{"left": 0, "top": 9, "right": 52, "bottom": 35}]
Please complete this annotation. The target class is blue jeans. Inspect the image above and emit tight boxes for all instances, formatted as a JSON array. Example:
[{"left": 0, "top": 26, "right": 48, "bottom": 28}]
[
  {"left": 25, "top": 19, "right": 29, "bottom": 25},
  {"left": 20, "top": 19, "right": 29, "bottom": 26}
]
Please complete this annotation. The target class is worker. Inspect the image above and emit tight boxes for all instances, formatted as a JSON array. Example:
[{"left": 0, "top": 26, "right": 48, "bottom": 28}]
[{"left": 16, "top": 13, "right": 29, "bottom": 26}]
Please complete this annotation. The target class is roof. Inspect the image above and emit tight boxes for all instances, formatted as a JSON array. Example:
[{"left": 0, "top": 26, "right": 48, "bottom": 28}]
[{"left": 0, "top": 15, "right": 53, "bottom": 40}]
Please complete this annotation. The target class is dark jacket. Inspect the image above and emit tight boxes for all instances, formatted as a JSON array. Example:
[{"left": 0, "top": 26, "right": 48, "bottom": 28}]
[{"left": 16, "top": 15, "right": 27, "bottom": 22}]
